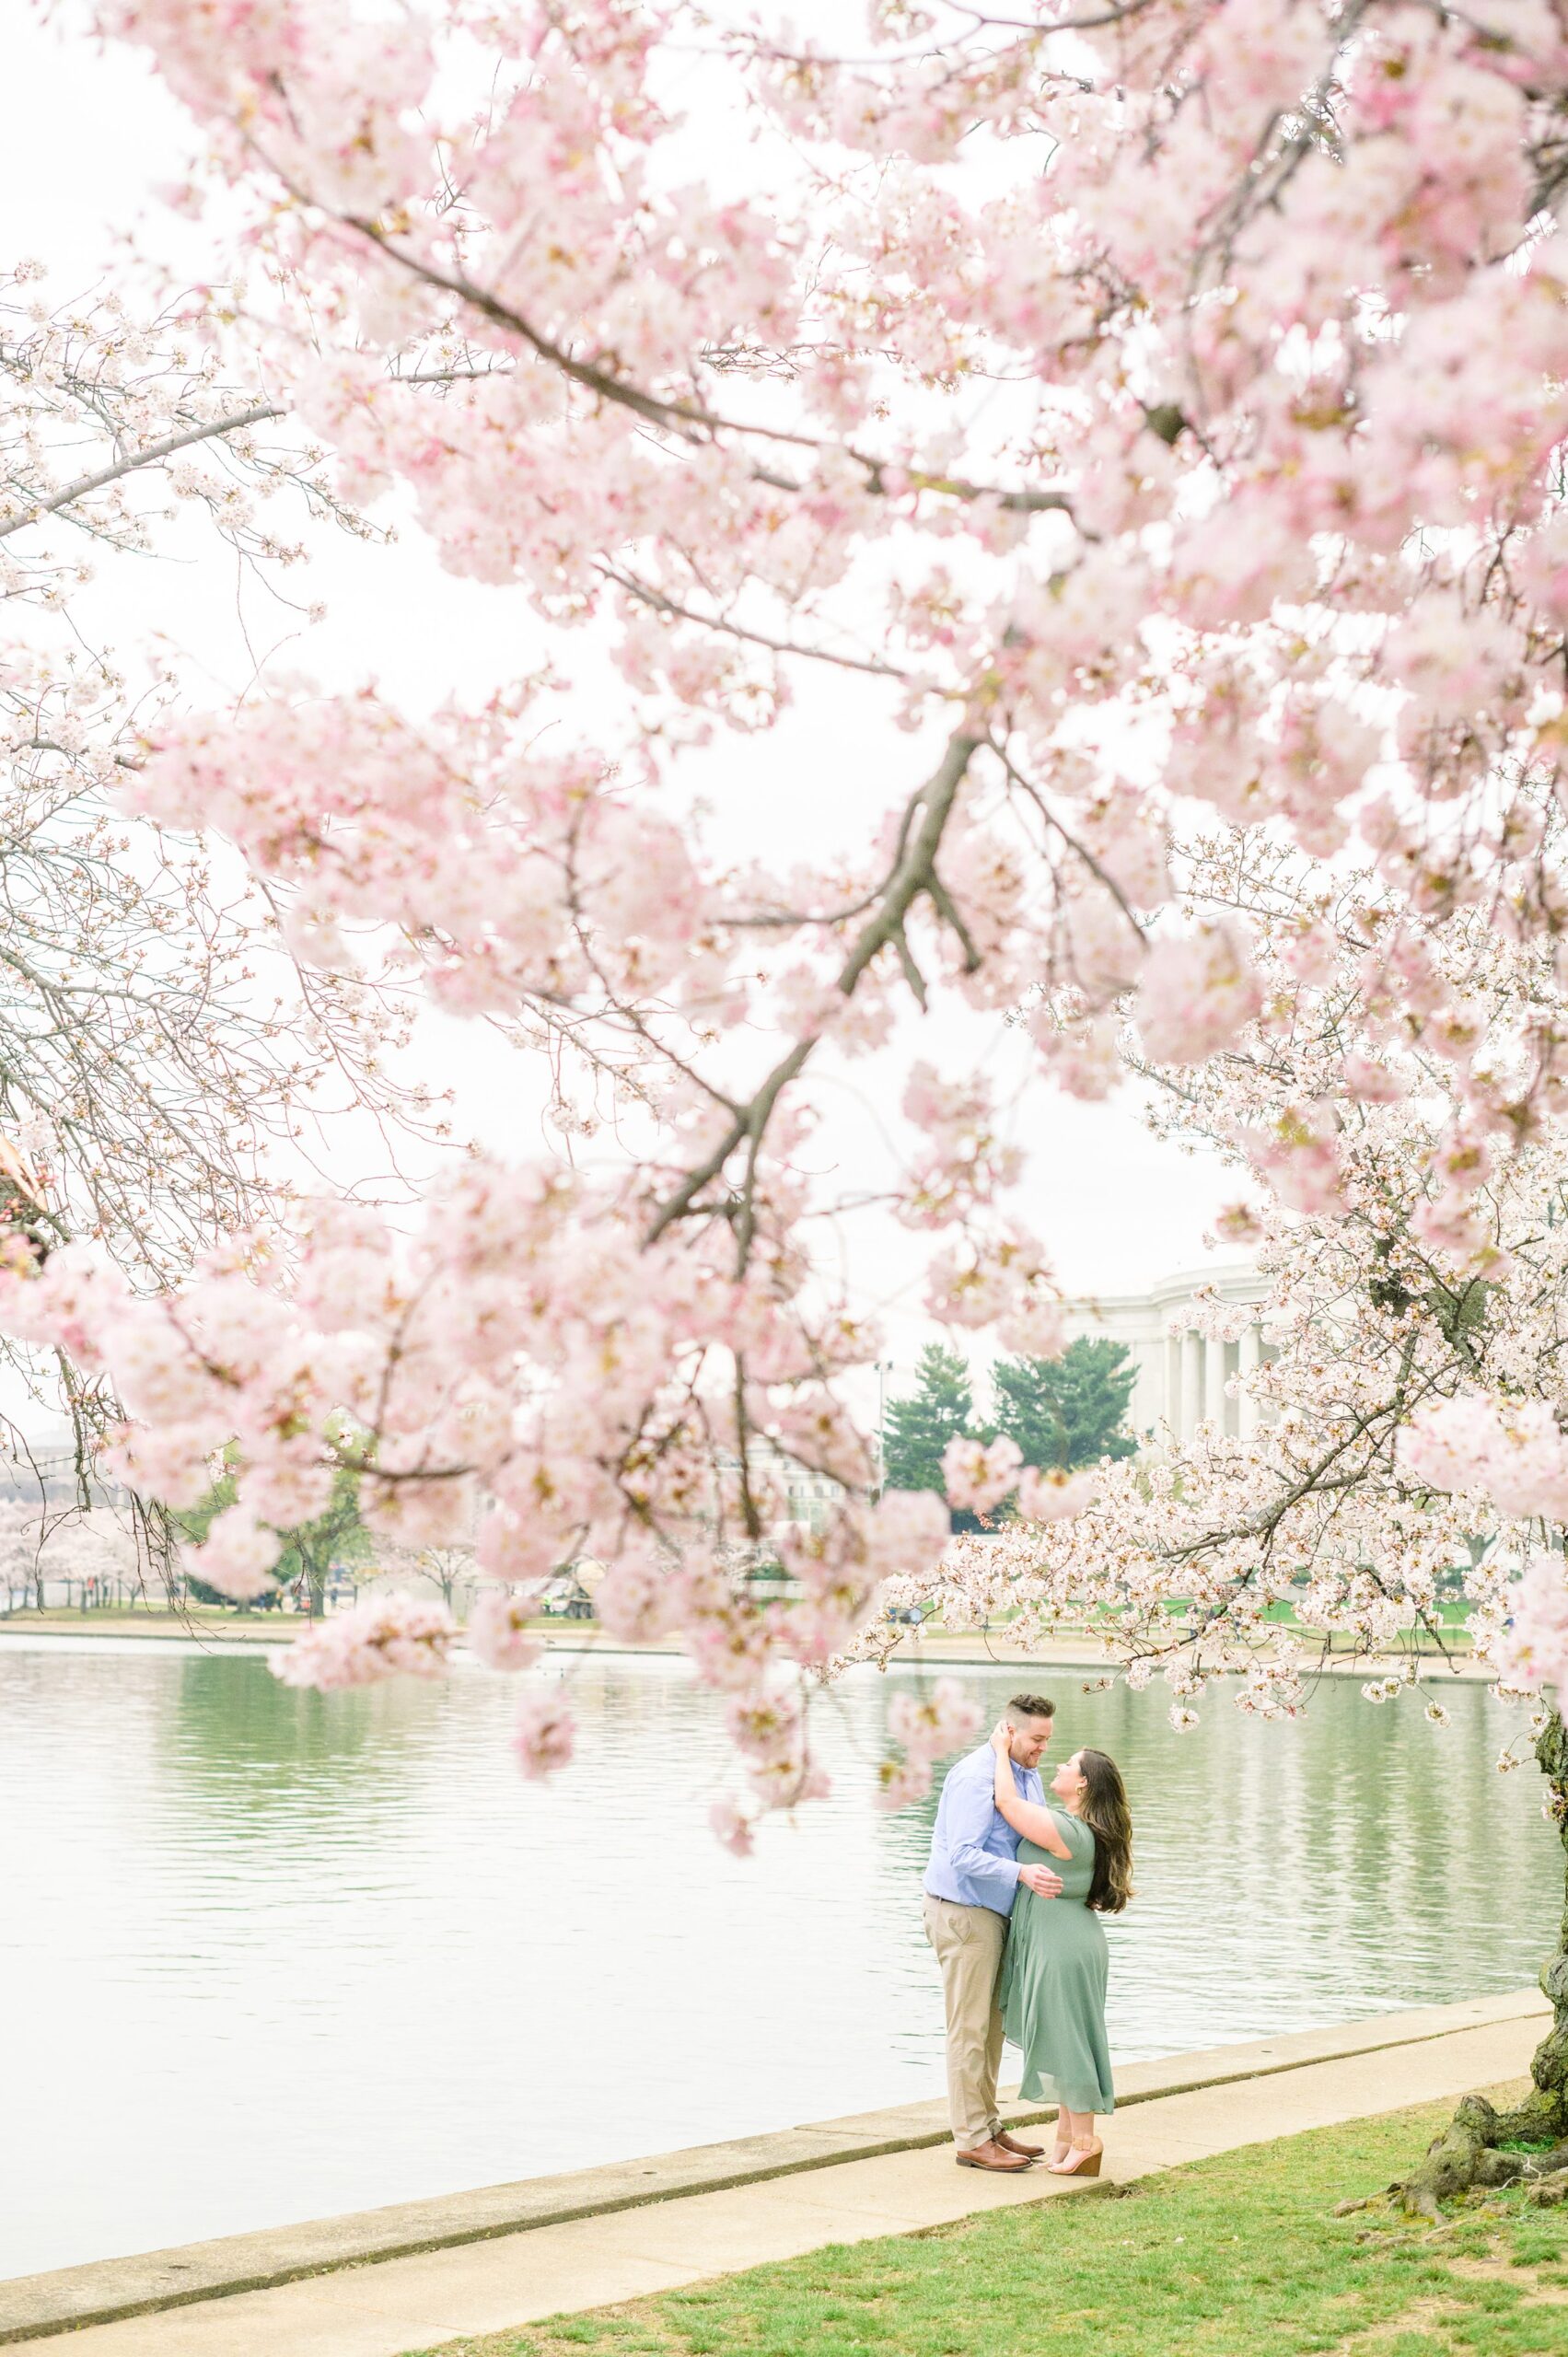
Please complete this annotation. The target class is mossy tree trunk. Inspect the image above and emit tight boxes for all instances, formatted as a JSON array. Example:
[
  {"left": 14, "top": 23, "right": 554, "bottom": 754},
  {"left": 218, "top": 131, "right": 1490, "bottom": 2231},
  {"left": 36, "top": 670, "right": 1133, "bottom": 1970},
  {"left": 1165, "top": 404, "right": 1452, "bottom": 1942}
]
[
  {"left": 1400, "top": 1708, "right": 1568, "bottom": 2215},
  {"left": 1524, "top": 1707, "right": 1568, "bottom": 2130}
]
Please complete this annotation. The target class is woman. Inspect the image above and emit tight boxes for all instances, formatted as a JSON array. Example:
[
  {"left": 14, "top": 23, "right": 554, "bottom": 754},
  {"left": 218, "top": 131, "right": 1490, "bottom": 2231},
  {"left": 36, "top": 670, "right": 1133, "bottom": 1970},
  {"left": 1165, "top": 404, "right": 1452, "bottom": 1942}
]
[{"left": 988, "top": 1721, "right": 1133, "bottom": 2177}]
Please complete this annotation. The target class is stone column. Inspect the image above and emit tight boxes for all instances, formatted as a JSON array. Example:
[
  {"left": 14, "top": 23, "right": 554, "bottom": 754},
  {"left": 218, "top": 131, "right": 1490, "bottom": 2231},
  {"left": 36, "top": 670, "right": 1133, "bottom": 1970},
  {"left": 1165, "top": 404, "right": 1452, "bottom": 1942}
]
[
  {"left": 1164, "top": 1332, "right": 1183, "bottom": 1441},
  {"left": 1181, "top": 1329, "right": 1204, "bottom": 1440},
  {"left": 1238, "top": 1322, "right": 1263, "bottom": 1438},
  {"left": 1204, "top": 1332, "right": 1228, "bottom": 1429}
]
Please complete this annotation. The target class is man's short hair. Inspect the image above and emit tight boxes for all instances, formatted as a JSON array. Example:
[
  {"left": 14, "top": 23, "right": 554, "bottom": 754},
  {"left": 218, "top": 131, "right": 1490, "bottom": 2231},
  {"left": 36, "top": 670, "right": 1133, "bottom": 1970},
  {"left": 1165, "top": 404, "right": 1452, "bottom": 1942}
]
[{"left": 1006, "top": 1691, "right": 1056, "bottom": 1724}]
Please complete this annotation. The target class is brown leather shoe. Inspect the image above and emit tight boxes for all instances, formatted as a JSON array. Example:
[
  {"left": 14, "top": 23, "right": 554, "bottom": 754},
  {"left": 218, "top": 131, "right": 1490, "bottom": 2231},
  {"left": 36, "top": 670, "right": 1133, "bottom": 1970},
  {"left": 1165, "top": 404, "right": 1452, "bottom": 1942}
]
[
  {"left": 956, "top": 2138, "right": 1031, "bottom": 2172},
  {"left": 995, "top": 2130, "right": 1044, "bottom": 2159}
]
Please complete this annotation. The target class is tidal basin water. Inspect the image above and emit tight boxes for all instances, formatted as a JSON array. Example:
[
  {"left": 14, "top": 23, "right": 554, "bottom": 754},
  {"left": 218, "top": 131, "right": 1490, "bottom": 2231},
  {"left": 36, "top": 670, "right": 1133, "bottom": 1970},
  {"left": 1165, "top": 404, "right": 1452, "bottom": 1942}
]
[{"left": 1, "top": 1637, "right": 1559, "bottom": 2277}]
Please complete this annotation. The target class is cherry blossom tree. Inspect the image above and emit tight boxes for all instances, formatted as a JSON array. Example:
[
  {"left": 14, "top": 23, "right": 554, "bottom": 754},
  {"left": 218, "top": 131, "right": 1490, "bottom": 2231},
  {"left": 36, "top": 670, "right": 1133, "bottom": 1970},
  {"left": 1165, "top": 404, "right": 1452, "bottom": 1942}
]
[
  {"left": 0, "top": 1494, "right": 140, "bottom": 1609},
  {"left": 0, "top": 1495, "right": 50, "bottom": 1611},
  {"left": 372, "top": 1541, "right": 478, "bottom": 1615},
  {"left": 0, "top": 266, "right": 451, "bottom": 1520},
  {"left": 4, "top": 0, "right": 1566, "bottom": 2219},
  {"left": 6, "top": 0, "right": 1568, "bottom": 1846},
  {"left": 38, "top": 1507, "right": 144, "bottom": 1607}
]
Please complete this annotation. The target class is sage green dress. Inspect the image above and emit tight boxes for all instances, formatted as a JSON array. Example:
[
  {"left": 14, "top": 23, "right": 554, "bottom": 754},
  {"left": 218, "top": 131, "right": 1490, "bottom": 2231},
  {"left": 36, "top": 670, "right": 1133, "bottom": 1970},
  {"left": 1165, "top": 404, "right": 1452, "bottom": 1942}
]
[{"left": 999, "top": 1809, "right": 1115, "bottom": 2114}]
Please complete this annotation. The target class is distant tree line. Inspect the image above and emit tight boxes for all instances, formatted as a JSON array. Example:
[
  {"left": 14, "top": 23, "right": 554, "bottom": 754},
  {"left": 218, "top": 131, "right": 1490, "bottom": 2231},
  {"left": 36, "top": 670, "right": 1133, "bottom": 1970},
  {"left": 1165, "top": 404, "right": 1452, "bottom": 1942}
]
[{"left": 882, "top": 1338, "right": 1137, "bottom": 1528}]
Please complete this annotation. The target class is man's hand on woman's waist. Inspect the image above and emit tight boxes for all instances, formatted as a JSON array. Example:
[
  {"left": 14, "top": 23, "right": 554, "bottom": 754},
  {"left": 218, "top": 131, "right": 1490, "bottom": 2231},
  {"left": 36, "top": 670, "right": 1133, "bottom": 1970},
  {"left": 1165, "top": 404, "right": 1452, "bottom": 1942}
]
[{"left": 1018, "top": 1862, "right": 1063, "bottom": 1899}]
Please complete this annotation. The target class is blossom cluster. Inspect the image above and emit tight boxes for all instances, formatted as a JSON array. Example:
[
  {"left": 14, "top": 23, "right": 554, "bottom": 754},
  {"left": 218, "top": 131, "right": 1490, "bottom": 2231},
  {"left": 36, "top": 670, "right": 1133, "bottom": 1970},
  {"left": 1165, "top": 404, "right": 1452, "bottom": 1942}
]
[
  {"left": 886, "top": 842, "right": 1568, "bottom": 1717},
  {"left": 271, "top": 1592, "right": 459, "bottom": 1689},
  {"left": 1400, "top": 1406, "right": 1568, "bottom": 1693},
  {"left": 877, "top": 1677, "right": 984, "bottom": 1813},
  {"left": 13, "top": 0, "right": 1568, "bottom": 1805},
  {"left": 0, "top": 1161, "right": 959, "bottom": 1818},
  {"left": 75, "top": 0, "right": 1568, "bottom": 1198}
]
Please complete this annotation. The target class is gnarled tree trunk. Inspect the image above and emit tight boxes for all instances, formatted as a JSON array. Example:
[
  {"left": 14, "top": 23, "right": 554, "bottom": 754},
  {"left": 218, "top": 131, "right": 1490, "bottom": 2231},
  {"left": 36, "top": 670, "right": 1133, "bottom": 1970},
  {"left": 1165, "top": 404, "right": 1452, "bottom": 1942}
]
[{"left": 1400, "top": 1709, "right": 1568, "bottom": 2216}]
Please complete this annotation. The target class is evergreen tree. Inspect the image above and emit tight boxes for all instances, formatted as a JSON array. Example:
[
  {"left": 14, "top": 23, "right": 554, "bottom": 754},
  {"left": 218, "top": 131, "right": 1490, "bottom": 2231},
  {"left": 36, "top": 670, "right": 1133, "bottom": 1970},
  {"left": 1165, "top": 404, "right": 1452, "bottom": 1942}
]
[
  {"left": 991, "top": 1338, "right": 1138, "bottom": 1472},
  {"left": 882, "top": 1344, "right": 981, "bottom": 1528}
]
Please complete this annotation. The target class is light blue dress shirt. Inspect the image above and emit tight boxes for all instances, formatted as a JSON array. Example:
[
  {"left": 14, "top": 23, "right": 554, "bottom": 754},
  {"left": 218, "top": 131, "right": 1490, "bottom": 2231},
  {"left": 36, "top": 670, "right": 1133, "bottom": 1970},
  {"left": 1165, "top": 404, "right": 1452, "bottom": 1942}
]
[{"left": 923, "top": 1743, "right": 1044, "bottom": 1917}]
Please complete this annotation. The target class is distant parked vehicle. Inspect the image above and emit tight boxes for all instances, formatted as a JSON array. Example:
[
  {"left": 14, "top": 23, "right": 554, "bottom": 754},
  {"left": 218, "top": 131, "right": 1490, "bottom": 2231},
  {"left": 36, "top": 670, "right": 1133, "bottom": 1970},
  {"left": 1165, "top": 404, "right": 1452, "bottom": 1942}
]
[{"left": 540, "top": 1573, "right": 594, "bottom": 1621}]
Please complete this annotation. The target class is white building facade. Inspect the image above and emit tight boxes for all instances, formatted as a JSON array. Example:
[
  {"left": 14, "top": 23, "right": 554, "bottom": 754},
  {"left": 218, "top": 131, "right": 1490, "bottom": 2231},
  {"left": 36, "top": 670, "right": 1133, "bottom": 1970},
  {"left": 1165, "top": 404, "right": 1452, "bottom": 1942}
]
[{"left": 1061, "top": 1259, "right": 1272, "bottom": 1446}]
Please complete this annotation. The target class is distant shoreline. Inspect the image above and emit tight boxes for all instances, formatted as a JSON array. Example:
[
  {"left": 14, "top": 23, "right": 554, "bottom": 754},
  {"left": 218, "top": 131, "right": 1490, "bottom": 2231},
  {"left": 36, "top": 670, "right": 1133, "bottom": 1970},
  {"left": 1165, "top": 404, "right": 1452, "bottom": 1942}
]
[{"left": 0, "top": 1613, "right": 1496, "bottom": 1680}]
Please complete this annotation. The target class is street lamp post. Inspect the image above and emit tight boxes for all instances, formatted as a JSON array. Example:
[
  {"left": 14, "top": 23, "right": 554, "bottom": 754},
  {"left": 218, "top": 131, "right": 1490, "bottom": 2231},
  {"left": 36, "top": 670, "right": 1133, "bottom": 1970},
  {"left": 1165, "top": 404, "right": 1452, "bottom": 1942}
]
[{"left": 876, "top": 1358, "right": 893, "bottom": 1498}]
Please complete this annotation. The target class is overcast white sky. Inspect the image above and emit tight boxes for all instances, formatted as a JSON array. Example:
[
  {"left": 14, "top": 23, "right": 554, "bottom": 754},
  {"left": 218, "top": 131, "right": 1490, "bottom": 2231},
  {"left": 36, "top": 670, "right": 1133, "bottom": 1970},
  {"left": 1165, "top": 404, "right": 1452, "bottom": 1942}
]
[{"left": 6, "top": 10, "right": 1240, "bottom": 1411}]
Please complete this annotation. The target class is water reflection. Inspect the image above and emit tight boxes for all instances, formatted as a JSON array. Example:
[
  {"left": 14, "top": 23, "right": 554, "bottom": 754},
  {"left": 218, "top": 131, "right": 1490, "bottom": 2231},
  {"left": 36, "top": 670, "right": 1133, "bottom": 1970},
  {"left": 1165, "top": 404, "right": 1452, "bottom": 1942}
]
[{"left": 0, "top": 1641, "right": 1555, "bottom": 2278}]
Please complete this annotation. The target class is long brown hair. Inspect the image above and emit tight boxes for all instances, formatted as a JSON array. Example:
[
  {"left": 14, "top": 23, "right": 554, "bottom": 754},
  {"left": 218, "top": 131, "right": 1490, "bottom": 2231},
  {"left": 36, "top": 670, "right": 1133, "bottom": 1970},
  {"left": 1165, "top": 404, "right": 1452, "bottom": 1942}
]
[{"left": 1077, "top": 1748, "right": 1133, "bottom": 1915}]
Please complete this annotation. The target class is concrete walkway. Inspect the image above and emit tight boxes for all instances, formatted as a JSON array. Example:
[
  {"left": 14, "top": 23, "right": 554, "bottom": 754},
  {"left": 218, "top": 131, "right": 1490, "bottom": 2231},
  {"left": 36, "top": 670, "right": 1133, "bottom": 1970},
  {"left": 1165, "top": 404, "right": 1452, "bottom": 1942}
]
[{"left": 1, "top": 1991, "right": 1545, "bottom": 2356}]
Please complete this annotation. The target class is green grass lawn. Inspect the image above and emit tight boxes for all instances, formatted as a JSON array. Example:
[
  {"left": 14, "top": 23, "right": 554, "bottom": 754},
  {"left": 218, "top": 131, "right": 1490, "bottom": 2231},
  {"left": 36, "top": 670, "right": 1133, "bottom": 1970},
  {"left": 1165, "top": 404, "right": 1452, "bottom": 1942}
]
[
  {"left": 408, "top": 2101, "right": 1568, "bottom": 2357},
  {"left": 1255, "top": 1599, "right": 1473, "bottom": 1640}
]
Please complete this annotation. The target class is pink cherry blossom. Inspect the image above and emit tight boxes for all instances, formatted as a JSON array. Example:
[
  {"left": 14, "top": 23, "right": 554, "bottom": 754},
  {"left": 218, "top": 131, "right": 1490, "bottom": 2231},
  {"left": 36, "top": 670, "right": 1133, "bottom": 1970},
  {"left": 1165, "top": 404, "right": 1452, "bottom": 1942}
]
[
  {"left": 1494, "top": 1557, "right": 1568, "bottom": 1697},
  {"left": 1246, "top": 1105, "right": 1344, "bottom": 1217},
  {"left": 187, "top": 1504, "right": 281, "bottom": 1602},
  {"left": 942, "top": 1435, "right": 1022, "bottom": 1515},
  {"left": 886, "top": 1677, "right": 983, "bottom": 1760},
  {"left": 1134, "top": 924, "right": 1262, "bottom": 1065},
  {"left": 593, "top": 1538, "right": 682, "bottom": 1645},
  {"left": 1016, "top": 1468, "right": 1097, "bottom": 1525},
  {"left": 468, "top": 1586, "right": 544, "bottom": 1674},
  {"left": 511, "top": 1687, "right": 576, "bottom": 1781},
  {"left": 1213, "top": 1202, "right": 1267, "bottom": 1247},
  {"left": 709, "top": 1797, "right": 758, "bottom": 1858},
  {"left": 875, "top": 1756, "right": 934, "bottom": 1813},
  {"left": 1401, "top": 1399, "right": 1568, "bottom": 1524},
  {"left": 272, "top": 1593, "right": 459, "bottom": 1689}
]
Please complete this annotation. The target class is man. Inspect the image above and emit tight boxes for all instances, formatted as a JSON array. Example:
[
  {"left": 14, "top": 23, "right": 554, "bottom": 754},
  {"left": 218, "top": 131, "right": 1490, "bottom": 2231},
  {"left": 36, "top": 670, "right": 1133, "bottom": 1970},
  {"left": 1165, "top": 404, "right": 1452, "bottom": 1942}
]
[{"left": 923, "top": 1691, "right": 1062, "bottom": 2172}]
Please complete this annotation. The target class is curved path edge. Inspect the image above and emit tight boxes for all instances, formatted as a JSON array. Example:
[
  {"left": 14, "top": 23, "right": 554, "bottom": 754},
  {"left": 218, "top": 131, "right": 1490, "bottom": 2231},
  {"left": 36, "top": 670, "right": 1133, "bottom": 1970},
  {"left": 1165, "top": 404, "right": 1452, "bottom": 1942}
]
[{"left": 0, "top": 1988, "right": 1545, "bottom": 2346}]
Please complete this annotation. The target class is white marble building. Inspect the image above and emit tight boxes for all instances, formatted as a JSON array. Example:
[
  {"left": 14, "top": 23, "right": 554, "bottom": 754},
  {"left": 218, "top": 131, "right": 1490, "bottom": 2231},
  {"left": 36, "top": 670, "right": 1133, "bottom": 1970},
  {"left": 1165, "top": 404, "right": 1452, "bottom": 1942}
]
[{"left": 1061, "top": 1259, "right": 1272, "bottom": 1446}]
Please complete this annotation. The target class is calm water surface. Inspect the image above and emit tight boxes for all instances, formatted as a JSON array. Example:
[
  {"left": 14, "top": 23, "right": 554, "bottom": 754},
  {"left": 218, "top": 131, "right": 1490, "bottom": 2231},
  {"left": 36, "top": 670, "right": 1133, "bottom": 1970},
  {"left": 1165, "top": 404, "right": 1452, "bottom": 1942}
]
[{"left": 0, "top": 1638, "right": 1558, "bottom": 2277}]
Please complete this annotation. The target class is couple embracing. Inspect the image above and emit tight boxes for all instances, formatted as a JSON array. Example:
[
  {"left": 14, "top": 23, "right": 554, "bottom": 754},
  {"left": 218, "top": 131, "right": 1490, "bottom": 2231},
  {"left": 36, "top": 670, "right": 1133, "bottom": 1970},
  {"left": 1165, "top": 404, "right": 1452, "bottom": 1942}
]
[{"left": 923, "top": 1692, "right": 1133, "bottom": 2179}]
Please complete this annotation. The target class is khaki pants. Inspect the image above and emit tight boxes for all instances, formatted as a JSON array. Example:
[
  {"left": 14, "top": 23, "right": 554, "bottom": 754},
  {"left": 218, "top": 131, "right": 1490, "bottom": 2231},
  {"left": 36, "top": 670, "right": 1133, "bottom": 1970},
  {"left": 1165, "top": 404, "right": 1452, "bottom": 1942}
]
[{"left": 923, "top": 1893, "right": 1006, "bottom": 2151}]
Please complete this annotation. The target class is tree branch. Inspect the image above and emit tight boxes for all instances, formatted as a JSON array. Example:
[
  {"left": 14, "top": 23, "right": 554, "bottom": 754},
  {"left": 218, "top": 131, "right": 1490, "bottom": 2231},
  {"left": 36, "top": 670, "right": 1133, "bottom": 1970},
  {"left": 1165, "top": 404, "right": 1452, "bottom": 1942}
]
[
  {"left": 644, "top": 727, "right": 981, "bottom": 1248},
  {"left": 0, "top": 403, "right": 283, "bottom": 539}
]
